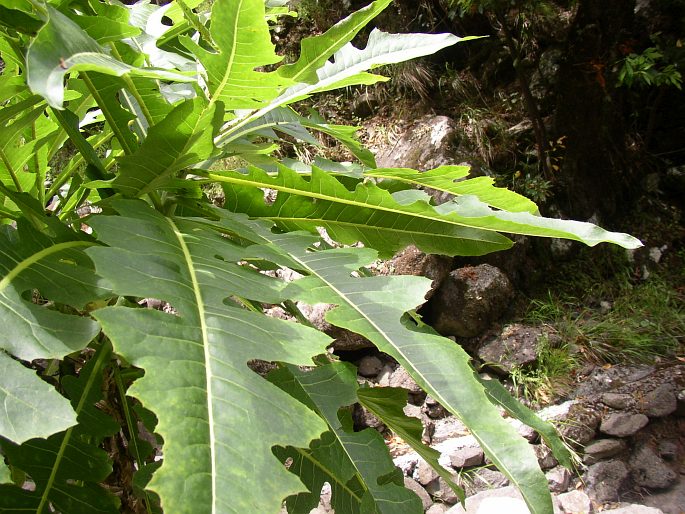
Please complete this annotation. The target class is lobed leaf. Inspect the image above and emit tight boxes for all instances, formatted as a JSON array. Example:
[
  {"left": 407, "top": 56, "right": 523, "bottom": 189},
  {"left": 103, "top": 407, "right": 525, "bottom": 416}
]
[
  {"left": 209, "top": 213, "right": 555, "bottom": 514},
  {"left": 212, "top": 164, "right": 513, "bottom": 257},
  {"left": 26, "top": 6, "right": 193, "bottom": 109},
  {"left": 113, "top": 97, "right": 222, "bottom": 196},
  {"left": 278, "top": 0, "right": 392, "bottom": 83},
  {"left": 86, "top": 199, "right": 332, "bottom": 514},
  {"left": 218, "top": 29, "right": 465, "bottom": 145},
  {"left": 0, "top": 351, "right": 76, "bottom": 444},
  {"left": 0, "top": 343, "right": 120, "bottom": 513},
  {"left": 0, "top": 217, "right": 105, "bottom": 443},
  {"left": 271, "top": 362, "right": 423, "bottom": 514},
  {"left": 366, "top": 165, "right": 540, "bottom": 213},
  {"left": 181, "top": 0, "right": 292, "bottom": 110},
  {"left": 0, "top": 218, "right": 103, "bottom": 362}
]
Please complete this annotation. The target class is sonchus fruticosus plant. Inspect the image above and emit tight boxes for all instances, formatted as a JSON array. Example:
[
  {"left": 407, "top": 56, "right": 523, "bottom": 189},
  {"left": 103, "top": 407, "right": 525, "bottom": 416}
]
[{"left": 0, "top": 0, "right": 640, "bottom": 513}]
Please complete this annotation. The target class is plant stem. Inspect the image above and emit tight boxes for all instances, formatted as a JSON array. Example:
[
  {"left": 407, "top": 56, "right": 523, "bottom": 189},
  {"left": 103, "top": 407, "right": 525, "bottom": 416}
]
[{"left": 113, "top": 365, "right": 154, "bottom": 514}]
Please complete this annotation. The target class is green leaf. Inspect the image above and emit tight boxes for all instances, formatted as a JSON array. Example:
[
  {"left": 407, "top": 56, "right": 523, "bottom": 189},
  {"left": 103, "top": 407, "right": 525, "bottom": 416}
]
[
  {"left": 181, "top": 0, "right": 292, "bottom": 109},
  {"left": 0, "top": 343, "right": 120, "bottom": 513},
  {"left": 219, "top": 29, "right": 464, "bottom": 145},
  {"left": 26, "top": 6, "right": 193, "bottom": 109},
  {"left": 270, "top": 362, "right": 423, "bottom": 514},
  {"left": 214, "top": 164, "right": 641, "bottom": 256},
  {"left": 69, "top": 1, "right": 140, "bottom": 44},
  {"left": 222, "top": 217, "right": 554, "bottom": 514},
  {"left": 477, "top": 375, "right": 576, "bottom": 470},
  {"left": 220, "top": 107, "right": 376, "bottom": 167},
  {"left": 432, "top": 195, "right": 642, "bottom": 248},
  {"left": 0, "top": 217, "right": 104, "bottom": 444},
  {"left": 357, "top": 386, "right": 464, "bottom": 502},
  {"left": 212, "top": 165, "right": 513, "bottom": 257},
  {"left": 113, "top": 97, "right": 221, "bottom": 196},
  {"left": 366, "top": 165, "right": 540, "bottom": 213},
  {"left": 0, "top": 219, "right": 103, "bottom": 362},
  {"left": 0, "top": 352, "right": 77, "bottom": 443},
  {"left": 86, "top": 199, "right": 332, "bottom": 514},
  {"left": 81, "top": 73, "right": 138, "bottom": 154},
  {"left": 278, "top": 0, "right": 392, "bottom": 83},
  {"left": 0, "top": 3, "right": 43, "bottom": 34},
  {"left": 0, "top": 458, "right": 9, "bottom": 484},
  {"left": 0, "top": 94, "right": 53, "bottom": 194}
]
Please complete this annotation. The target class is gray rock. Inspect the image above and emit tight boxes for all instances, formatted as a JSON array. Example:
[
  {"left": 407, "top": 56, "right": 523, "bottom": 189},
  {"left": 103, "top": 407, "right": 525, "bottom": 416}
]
[
  {"left": 445, "top": 486, "right": 528, "bottom": 514},
  {"left": 556, "top": 403, "right": 601, "bottom": 446},
  {"left": 629, "top": 445, "right": 677, "bottom": 489},
  {"left": 555, "top": 490, "right": 592, "bottom": 514},
  {"left": 641, "top": 475, "right": 685, "bottom": 514},
  {"left": 546, "top": 466, "right": 572, "bottom": 493},
  {"left": 351, "top": 91, "right": 380, "bottom": 118},
  {"left": 426, "top": 477, "right": 461, "bottom": 505},
  {"left": 299, "top": 303, "right": 374, "bottom": 351},
  {"left": 547, "top": 403, "right": 600, "bottom": 447},
  {"left": 583, "top": 438, "right": 627, "bottom": 464},
  {"left": 640, "top": 384, "right": 677, "bottom": 417},
  {"left": 461, "top": 469, "right": 509, "bottom": 497},
  {"left": 427, "top": 504, "right": 451, "bottom": 514},
  {"left": 599, "top": 412, "right": 649, "bottom": 437},
  {"left": 394, "top": 452, "right": 420, "bottom": 477},
  {"left": 677, "top": 388, "right": 685, "bottom": 417},
  {"left": 404, "top": 477, "right": 433, "bottom": 511},
  {"left": 353, "top": 404, "right": 384, "bottom": 430},
  {"left": 388, "top": 367, "right": 425, "bottom": 397},
  {"left": 477, "top": 324, "right": 543, "bottom": 375},
  {"left": 508, "top": 418, "right": 539, "bottom": 443},
  {"left": 602, "top": 506, "right": 664, "bottom": 514},
  {"left": 417, "top": 459, "right": 440, "bottom": 486},
  {"left": 657, "top": 440, "right": 678, "bottom": 461},
  {"left": 573, "top": 365, "right": 655, "bottom": 398},
  {"left": 449, "top": 446, "right": 484, "bottom": 469},
  {"left": 428, "top": 265, "right": 514, "bottom": 338},
  {"left": 381, "top": 245, "right": 453, "bottom": 300},
  {"left": 601, "top": 393, "right": 634, "bottom": 410},
  {"left": 404, "top": 403, "right": 423, "bottom": 420},
  {"left": 357, "top": 355, "right": 383, "bottom": 377},
  {"left": 376, "top": 115, "right": 459, "bottom": 172},
  {"left": 430, "top": 417, "right": 469, "bottom": 444},
  {"left": 377, "top": 364, "right": 395, "bottom": 386},
  {"left": 584, "top": 460, "right": 629, "bottom": 502},
  {"left": 533, "top": 444, "right": 558, "bottom": 471},
  {"left": 423, "top": 396, "right": 449, "bottom": 419}
]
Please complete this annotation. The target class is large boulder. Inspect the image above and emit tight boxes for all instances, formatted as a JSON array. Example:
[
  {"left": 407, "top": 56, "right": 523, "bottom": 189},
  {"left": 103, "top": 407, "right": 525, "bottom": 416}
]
[
  {"left": 375, "top": 115, "right": 459, "bottom": 172},
  {"left": 426, "top": 264, "right": 514, "bottom": 338},
  {"left": 477, "top": 323, "right": 549, "bottom": 375},
  {"left": 584, "top": 460, "right": 629, "bottom": 503},
  {"left": 375, "top": 245, "right": 453, "bottom": 301}
]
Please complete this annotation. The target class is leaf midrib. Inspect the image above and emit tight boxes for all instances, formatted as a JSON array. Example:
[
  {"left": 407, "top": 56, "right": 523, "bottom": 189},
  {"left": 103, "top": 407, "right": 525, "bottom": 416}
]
[
  {"left": 286, "top": 251, "right": 539, "bottom": 513},
  {"left": 166, "top": 216, "right": 217, "bottom": 513},
  {"left": 207, "top": 0, "right": 243, "bottom": 109},
  {"left": 36, "top": 344, "right": 110, "bottom": 514},
  {"left": 0, "top": 241, "right": 94, "bottom": 294},
  {"left": 205, "top": 171, "right": 507, "bottom": 236}
]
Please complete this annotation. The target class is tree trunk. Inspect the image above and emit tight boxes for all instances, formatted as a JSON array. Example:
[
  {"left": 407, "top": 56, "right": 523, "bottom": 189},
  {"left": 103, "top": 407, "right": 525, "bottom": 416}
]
[{"left": 553, "top": 0, "right": 636, "bottom": 220}]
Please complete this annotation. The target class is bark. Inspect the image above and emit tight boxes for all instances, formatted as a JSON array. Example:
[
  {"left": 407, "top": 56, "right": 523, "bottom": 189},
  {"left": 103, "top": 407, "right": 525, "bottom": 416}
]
[{"left": 553, "top": 0, "right": 636, "bottom": 219}]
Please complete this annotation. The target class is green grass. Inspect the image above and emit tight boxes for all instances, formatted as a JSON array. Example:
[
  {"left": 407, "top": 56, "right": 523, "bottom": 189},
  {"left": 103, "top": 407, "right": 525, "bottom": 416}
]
[{"left": 512, "top": 273, "right": 685, "bottom": 404}]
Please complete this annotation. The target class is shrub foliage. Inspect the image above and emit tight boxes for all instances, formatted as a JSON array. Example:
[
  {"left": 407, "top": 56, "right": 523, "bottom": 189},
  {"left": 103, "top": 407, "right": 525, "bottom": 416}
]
[{"left": 0, "top": 1, "right": 640, "bottom": 513}]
